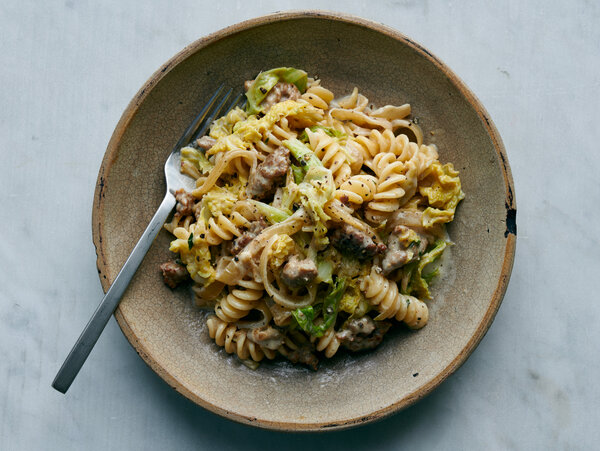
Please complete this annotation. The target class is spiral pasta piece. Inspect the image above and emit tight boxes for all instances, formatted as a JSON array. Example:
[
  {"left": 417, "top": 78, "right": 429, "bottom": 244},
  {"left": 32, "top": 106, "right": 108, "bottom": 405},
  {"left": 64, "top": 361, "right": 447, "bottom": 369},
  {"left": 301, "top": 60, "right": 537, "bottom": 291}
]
[
  {"left": 206, "top": 315, "right": 237, "bottom": 353},
  {"left": 334, "top": 174, "right": 377, "bottom": 206},
  {"left": 367, "top": 152, "right": 410, "bottom": 216},
  {"left": 192, "top": 149, "right": 257, "bottom": 197},
  {"left": 254, "top": 118, "right": 297, "bottom": 157},
  {"left": 206, "top": 316, "right": 276, "bottom": 362},
  {"left": 314, "top": 327, "right": 341, "bottom": 358},
  {"left": 215, "top": 278, "right": 264, "bottom": 322},
  {"left": 401, "top": 298, "right": 429, "bottom": 330},
  {"left": 233, "top": 329, "right": 277, "bottom": 361},
  {"left": 360, "top": 268, "right": 428, "bottom": 329},
  {"left": 163, "top": 212, "right": 193, "bottom": 234},
  {"left": 336, "top": 87, "right": 369, "bottom": 111},
  {"left": 412, "top": 144, "right": 440, "bottom": 179},
  {"left": 353, "top": 129, "right": 396, "bottom": 161},
  {"left": 319, "top": 110, "right": 356, "bottom": 137},
  {"left": 300, "top": 84, "right": 335, "bottom": 110},
  {"left": 196, "top": 211, "right": 249, "bottom": 246},
  {"left": 306, "top": 128, "right": 351, "bottom": 186}
]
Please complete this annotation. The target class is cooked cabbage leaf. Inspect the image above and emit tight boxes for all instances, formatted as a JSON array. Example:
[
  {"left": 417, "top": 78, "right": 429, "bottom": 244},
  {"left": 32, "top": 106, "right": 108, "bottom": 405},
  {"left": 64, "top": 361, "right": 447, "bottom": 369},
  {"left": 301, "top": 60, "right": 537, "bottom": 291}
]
[
  {"left": 169, "top": 235, "right": 215, "bottom": 285},
  {"left": 269, "top": 234, "right": 295, "bottom": 269},
  {"left": 180, "top": 146, "right": 213, "bottom": 174},
  {"left": 291, "top": 164, "right": 306, "bottom": 184},
  {"left": 245, "top": 67, "right": 308, "bottom": 115},
  {"left": 283, "top": 138, "right": 324, "bottom": 169},
  {"left": 298, "top": 166, "right": 334, "bottom": 228},
  {"left": 209, "top": 107, "right": 247, "bottom": 139},
  {"left": 292, "top": 277, "right": 347, "bottom": 337},
  {"left": 316, "top": 257, "right": 334, "bottom": 284},
  {"left": 200, "top": 185, "right": 238, "bottom": 217},
  {"left": 338, "top": 279, "right": 364, "bottom": 315},
  {"left": 408, "top": 240, "right": 448, "bottom": 299},
  {"left": 247, "top": 199, "right": 291, "bottom": 223},
  {"left": 282, "top": 138, "right": 334, "bottom": 245},
  {"left": 298, "top": 126, "right": 346, "bottom": 143},
  {"left": 419, "top": 162, "right": 464, "bottom": 228}
]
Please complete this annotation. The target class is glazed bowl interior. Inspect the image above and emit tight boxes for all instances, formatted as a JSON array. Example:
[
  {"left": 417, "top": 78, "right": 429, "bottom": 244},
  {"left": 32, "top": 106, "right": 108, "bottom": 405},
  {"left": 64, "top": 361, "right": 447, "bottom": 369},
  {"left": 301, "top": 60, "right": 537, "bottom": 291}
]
[{"left": 93, "top": 12, "right": 515, "bottom": 431}]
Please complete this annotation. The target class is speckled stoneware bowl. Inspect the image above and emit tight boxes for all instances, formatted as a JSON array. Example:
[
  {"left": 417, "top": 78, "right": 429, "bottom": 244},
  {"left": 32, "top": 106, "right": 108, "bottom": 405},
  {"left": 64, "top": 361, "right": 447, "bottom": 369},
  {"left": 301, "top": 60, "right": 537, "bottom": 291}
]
[{"left": 92, "top": 11, "right": 516, "bottom": 431}]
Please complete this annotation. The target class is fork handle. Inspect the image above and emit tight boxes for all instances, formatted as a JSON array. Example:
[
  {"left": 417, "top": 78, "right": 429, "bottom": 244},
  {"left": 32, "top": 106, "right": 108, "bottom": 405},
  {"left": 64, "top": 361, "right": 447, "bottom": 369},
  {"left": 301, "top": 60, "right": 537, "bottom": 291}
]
[{"left": 52, "top": 193, "right": 176, "bottom": 394}]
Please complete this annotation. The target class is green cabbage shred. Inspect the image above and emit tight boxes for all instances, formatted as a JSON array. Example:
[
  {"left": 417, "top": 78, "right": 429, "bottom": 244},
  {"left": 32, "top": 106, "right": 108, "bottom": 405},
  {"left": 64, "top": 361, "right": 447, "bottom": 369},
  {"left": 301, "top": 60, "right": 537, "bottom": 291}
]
[
  {"left": 245, "top": 67, "right": 308, "bottom": 115},
  {"left": 292, "top": 277, "right": 347, "bottom": 337}
]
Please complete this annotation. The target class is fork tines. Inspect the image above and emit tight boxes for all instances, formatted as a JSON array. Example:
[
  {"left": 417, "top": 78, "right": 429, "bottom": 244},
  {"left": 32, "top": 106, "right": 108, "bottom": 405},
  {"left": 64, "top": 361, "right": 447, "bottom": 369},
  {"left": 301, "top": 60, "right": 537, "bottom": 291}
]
[{"left": 174, "top": 86, "right": 246, "bottom": 151}]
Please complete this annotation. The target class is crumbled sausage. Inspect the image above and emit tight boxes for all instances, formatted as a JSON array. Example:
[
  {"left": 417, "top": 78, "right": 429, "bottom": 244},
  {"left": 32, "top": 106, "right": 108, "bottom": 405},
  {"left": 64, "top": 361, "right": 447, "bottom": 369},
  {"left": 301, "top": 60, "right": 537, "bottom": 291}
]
[
  {"left": 160, "top": 260, "right": 189, "bottom": 288},
  {"left": 248, "top": 218, "right": 269, "bottom": 235},
  {"left": 248, "top": 326, "right": 284, "bottom": 350},
  {"left": 230, "top": 218, "right": 269, "bottom": 255},
  {"left": 381, "top": 225, "right": 428, "bottom": 275},
  {"left": 260, "top": 82, "right": 301, "bottom": 111},
  {"left": 283, "top": 344, "right": 319, "bottom": 371},
  {"left": 266, "top": 298, "right": 292, "bottom": 326},
  {"left": 337, "top": 317, "right": 392, "bottom": 352},
  {"left": 246, "top": 146, "right": 290, "bottom": 200},
  {"left": 174, "top": 189, "right": 195, "bottom": 217},
  {"left": 281, "top": 255, "right": 318, "bottom": 289},
  {"left": 381, "top": 245, "right": 410, "bottom": 274},
  {"left": 195, "top": 136, "right": 216, "bottom": 151},
  {"left": 338, "top": 317, "right": 376, "bottom": 338},
  {"left": 331, "top": 224, "right": 386, "bottom": 260},
  {"left": 230, "top": 234, "right": 253, "bottom": 256}
]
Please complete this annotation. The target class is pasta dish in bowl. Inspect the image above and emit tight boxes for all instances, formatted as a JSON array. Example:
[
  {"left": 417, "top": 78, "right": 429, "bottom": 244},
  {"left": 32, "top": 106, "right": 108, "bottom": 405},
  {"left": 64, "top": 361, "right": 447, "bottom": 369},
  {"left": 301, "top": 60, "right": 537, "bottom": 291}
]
[
  {"left": 160, "top": 67, "right": 464, "bottom": 370},
  {"left": 93, "top": 12, "right": 515, "bottom": 430}
]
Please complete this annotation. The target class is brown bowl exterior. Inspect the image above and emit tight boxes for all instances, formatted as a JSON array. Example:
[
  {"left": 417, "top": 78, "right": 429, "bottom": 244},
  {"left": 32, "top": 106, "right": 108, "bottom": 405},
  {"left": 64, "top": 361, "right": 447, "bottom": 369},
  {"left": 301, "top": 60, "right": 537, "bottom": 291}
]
[{"left": 92, "top": 11, "right": 516, "bottom": 431}]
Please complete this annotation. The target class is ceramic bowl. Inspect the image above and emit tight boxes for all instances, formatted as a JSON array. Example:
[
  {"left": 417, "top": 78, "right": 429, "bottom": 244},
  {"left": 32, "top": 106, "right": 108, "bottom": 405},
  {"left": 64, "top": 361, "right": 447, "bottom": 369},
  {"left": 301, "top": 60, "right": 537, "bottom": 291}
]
[{"left": 92, "top": 11, "right": 516, "bottom": 431}]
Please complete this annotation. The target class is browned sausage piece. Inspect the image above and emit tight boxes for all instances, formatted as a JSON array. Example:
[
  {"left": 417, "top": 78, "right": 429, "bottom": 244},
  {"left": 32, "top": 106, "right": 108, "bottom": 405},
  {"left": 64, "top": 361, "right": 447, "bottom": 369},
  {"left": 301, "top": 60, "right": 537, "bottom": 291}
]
[
  {"left": 195, "top": 136, "right": 216, "bottom": 151},
  {"left": 174, "top": 189, "right": 195, "bottom": 217},
  {"left": 280, "top": 255, "right": 318, "bottom": 289},
  {"left": 283, "top": 344, "right": 319, "bottom": 371},
  {"left": 266, "top": 299, "right": 292, "bottom": 327},
  {"left": 331, "top": 223, "right": 386, "bottom": 260},
  {"left": 160, "top": 260, "right": 189, "bottom": 288},
  {"left": 337, "top": 317, "right": 392, "bottom": 352},
  {"left": 246, "top": 146, "right": 290, "bottom": 200},
  {"left": 260, "top": 82, "right": 301, "bottom": 111},
  {"left": 230, "top": 218, "right": 269, "bottom": 255},
  {"left": 248, "top": 326, "right": 284, "bottom": 350},
  {"left": 381, "top": 225, "right": 428, "bottom": 275}
]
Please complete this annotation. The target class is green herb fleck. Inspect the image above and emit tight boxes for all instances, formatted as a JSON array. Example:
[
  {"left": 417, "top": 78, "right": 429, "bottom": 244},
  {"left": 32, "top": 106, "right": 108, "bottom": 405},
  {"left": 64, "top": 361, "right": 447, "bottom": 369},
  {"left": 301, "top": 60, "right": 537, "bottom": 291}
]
[{"left": 408, "top": 240, "right": 421, "bottom": 249}]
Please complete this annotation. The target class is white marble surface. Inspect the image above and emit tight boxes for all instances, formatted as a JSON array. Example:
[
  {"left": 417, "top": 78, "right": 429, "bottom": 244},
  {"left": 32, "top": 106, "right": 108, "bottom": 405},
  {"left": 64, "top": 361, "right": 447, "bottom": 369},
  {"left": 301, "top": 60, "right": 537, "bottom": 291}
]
[{"left": 1, "top": 0, "right": 598, "bottom": 449}]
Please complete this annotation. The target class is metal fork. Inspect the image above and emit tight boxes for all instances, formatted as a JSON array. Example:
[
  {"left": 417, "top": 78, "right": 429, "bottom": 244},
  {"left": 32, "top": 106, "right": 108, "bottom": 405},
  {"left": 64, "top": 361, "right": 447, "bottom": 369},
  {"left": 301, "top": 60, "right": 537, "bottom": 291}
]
[{"left": 52, "top": 85, "right": 244, "bottom": 394}]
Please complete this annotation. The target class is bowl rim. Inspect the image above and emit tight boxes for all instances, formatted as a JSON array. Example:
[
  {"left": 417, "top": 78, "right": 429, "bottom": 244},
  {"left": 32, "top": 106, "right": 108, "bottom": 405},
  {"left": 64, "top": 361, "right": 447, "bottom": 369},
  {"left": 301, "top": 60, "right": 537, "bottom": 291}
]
[{"left": 92, "top": 10, "right": 517, "bottom": 432}]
